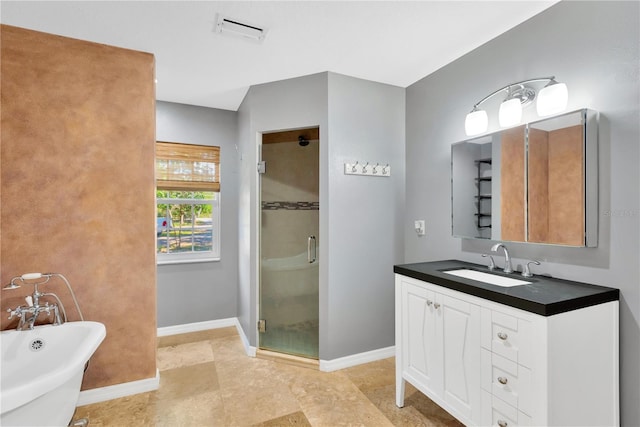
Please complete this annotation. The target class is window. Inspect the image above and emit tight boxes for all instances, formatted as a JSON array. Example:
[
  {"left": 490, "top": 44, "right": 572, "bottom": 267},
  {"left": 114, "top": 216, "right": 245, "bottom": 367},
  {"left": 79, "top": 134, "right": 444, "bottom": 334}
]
[{"left": 156, "top": 142, "right": 220, "bottom": 264}]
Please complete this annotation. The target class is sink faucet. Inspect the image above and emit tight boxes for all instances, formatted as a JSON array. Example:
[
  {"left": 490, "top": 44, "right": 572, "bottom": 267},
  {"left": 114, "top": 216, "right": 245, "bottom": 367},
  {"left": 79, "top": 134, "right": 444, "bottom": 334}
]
[{"left": 491, "top": 243, "right": 513, "bottom": 273}]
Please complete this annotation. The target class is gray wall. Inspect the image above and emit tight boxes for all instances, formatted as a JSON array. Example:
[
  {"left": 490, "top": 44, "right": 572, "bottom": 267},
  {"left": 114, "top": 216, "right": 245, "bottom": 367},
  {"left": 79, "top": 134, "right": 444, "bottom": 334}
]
[
  {"left": 405, "top": 2, "right": 639, "bottom": 425},
  {"left": 237, "top": 73, "right": 329, "bottom": 348},
  {"left": 237, "top": 72, "right": 405, "bottom": 360},
  {"left": 156, "top": 101, "right": 239, "bottom": 327},
  {"left": 325, "top": 73, "right": 405, "bottom": 359}
]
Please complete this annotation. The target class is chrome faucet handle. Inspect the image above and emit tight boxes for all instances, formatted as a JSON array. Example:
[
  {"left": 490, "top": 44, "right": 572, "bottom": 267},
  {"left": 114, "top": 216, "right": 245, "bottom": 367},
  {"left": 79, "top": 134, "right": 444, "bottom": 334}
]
[
  {"left": 522, "top": 260, "right": 540, "bottom": 278},
  {"left": 7, "top": 306, "right": 22, "bottom": 320},
  {"left": 7, "top": 306, "right": 29, "bottom": 330},
  {"left": 482, "top": 254, "right": 496, "bottom": 270}
]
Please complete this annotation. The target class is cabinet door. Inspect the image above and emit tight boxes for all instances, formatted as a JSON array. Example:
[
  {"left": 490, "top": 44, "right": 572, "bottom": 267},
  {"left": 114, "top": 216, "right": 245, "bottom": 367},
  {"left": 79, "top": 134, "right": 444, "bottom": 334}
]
[
  {"left": 439, "top": 293, "right": 481, "bottom": 422},
  {"left": 402, "top": 281, "right": 439, "bottom": 390}
]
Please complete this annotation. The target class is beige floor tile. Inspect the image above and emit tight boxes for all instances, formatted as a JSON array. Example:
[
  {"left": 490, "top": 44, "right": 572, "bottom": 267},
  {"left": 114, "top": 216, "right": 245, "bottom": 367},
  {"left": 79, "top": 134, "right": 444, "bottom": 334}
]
[
  {"left": 251, "top": 410, "right": 312, "bottom": 427},
  {"left": 364, "top": 384, "right": 463, "bottom": 427},
  {"left": 75, "top": 391, "right": 156, "bottom": 426},
  {"left": 77, "top": 329, "right": 460, "bottom": 427},
  {"left": 342, "top": 358, "right": 396, "bottom": 392},
  {"left": 403, "top": 383, "right": 463, "bottom": 424},
  {"left": 220, "top": 379, "right": 301, "bottom": 426},
  {"left": 157, "top": 361, "right": 220, "bottom": 401},
  {"left": 157, "top": 340, "right": 214, "bottom": 371},
  {"left": 153, "top": 390, "right": 226, "bottom": 427},
  {"left": 215, "top": 353, "right": 285, "bottom": 389},
  {"left": 210, "top": 334, "right": 248, "bottom": 362},
  {"left": 290, "top": 369, "right": 394, "bottom": 427}
]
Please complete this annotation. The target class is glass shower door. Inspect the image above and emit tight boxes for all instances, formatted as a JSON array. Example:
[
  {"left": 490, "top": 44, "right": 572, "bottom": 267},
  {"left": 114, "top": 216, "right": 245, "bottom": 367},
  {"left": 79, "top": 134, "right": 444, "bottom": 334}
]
[{"left": 259, "top": 130, "right": 319, "bottom": 359}]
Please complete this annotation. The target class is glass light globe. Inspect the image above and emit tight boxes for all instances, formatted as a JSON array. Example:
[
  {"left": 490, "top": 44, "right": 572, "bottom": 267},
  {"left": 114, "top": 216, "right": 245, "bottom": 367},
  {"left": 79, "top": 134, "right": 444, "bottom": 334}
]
[
  {"left": 499, "top": 98, "right": 523, "bottom": 127},
  {"left": 537, "top": 82, "right": 568, "bottom": 116},
  {"left": 465, "top": 109, "right": 488, "bottom": 136}
]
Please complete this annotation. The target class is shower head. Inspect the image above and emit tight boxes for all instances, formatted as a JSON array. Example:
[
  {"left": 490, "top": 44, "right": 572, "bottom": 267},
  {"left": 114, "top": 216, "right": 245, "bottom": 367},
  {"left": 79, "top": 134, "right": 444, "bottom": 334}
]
[{"left": 298, "top": 136, "right": 309, "bottom": 147}]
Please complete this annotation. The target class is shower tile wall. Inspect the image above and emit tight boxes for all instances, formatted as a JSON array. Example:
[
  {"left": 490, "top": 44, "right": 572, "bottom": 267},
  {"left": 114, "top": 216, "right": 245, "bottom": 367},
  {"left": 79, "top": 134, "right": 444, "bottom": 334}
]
[{"left": 262, "top": 139, "right": 320, "bottom": 258}]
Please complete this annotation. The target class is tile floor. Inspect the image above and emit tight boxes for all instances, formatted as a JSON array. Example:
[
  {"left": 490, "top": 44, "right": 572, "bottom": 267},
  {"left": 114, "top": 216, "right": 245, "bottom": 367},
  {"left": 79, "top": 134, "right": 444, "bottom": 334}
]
[{"left": 75, "top": 327, "right": 463, "bottom": 426}]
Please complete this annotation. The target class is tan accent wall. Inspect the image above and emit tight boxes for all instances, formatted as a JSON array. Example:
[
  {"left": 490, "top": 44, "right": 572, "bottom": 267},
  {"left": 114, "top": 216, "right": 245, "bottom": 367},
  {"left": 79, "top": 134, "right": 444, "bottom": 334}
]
[
  {"left": 500, "top": 126, "right": 526, "bottom": 241},
  {"left": 527, "top": 128, "right": 550, "bottom": 243},
  {"left": 0, "top": 25, "right": 157, "bottom": 390},
  {"left": 547, "top": 125, "right": 584, "bottom": 245}
]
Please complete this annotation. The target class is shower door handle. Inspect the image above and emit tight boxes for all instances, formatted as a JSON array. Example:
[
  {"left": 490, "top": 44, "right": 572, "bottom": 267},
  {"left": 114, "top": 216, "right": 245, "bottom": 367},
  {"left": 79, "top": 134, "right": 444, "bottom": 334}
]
[{"left": 307, "top": 236, "right": 317, "bottom": 263}]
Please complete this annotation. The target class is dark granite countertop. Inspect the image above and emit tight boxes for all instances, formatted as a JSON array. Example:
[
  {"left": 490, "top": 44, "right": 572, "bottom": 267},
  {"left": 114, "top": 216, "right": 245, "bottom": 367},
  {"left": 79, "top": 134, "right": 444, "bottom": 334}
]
[{"left": 394, "top": 259, "right": 619, "bottom": 316}]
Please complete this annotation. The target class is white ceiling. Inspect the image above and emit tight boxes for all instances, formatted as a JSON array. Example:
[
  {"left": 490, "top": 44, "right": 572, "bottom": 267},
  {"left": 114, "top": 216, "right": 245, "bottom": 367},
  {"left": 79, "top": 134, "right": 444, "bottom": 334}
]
[{"left": 1, "top": 1, "right": 557, "bottom": 111}]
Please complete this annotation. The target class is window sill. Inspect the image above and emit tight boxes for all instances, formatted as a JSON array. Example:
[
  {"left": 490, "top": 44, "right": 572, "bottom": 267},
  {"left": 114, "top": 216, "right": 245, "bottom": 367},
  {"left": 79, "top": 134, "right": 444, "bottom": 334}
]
[{"left": 157, "top": 257, "right": 220, "bottom": 266}]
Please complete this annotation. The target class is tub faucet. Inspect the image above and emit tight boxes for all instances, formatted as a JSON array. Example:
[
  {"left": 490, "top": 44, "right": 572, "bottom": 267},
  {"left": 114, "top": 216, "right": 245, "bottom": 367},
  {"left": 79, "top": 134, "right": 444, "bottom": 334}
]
[
  {"left": 491, "top": 243, "right": 513, "bottom": 274},
  {"left": 7, "top": 299, "right": 62, "bottom": 331},
  {"left": 25, "top": 303, "right": 62, "bottom": 330}
]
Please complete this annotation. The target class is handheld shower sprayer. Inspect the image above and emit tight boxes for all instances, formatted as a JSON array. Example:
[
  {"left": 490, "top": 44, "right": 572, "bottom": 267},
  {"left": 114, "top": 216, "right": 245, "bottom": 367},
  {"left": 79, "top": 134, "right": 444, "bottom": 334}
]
[{"left": 4, "top": 272, "right": 51, "bottom": 290}]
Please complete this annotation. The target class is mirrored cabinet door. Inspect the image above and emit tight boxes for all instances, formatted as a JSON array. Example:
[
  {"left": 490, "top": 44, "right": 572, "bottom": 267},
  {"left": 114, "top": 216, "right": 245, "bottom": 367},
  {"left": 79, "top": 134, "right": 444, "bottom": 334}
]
[{"left": 451, "top": 109, "right": 598, "bottom": 247}]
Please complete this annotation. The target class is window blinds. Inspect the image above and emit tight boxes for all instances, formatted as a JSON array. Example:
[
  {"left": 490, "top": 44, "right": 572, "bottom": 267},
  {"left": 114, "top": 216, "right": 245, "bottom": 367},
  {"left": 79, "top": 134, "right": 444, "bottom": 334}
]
[{"left": 156, "top": 141, "right": 220, "bottom": 192}]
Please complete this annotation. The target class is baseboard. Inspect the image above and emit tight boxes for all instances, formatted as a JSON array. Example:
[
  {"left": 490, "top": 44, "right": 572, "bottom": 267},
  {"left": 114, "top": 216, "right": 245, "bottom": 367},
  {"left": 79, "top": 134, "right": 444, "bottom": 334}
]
[
  {"left": 77, "top": 369, "right": 160, "bottom": 406},
  {"left": 157, "top": 317, "right": 238, "bottom": 337},
  {"left": 319, "top": 346, "right": 395, "bottom": 372},
  {"left": 157, "top": 317, "right": 257, "bottom": 357},
  {"left": 236, "top": 320, "right": 257, "bottom": 357}
]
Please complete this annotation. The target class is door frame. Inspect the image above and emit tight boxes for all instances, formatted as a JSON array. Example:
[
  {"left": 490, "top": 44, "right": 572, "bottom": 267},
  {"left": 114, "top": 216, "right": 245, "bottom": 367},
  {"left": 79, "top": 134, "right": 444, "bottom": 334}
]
[{"left": 255, "top": 125, "right": 321, "bottom": 355}]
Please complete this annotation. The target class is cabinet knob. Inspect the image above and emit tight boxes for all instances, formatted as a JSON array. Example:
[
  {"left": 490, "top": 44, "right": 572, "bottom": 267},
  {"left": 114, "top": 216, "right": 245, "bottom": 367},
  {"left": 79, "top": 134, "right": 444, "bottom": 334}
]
[
  {"left": 497, "top": 332, "right": 508, "bottom": 340},
  {"left": 426, "top": 300, "right": 433, "bottom": 306},
  {"left": 498, "top": 376, "right": 508, "bottom": 385},
  {"left": 497, "top": 420, "right": 508, "bottom": 427},
  {"left": 434, "top": 303, "right": 441, "bottom": 309}
]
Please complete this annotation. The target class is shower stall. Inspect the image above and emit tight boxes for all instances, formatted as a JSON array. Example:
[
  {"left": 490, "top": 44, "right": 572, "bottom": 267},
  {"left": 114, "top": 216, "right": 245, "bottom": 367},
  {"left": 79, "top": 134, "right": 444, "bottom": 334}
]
[{"left": 259, "top": 128, "right": 319, "bottom": 359}]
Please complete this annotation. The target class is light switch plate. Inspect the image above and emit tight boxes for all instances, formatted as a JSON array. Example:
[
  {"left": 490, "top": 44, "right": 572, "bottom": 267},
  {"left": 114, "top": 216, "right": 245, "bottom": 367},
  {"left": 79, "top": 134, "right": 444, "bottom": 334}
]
[{"left": 415, "top": 220, "right": 425, "bottom": 236}]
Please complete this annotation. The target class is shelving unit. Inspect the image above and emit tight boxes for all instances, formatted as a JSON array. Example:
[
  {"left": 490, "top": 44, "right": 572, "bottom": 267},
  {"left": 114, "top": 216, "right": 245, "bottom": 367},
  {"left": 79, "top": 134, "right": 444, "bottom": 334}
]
[{"left": 474, "top": 158, "right": 492, "bottom": 237}]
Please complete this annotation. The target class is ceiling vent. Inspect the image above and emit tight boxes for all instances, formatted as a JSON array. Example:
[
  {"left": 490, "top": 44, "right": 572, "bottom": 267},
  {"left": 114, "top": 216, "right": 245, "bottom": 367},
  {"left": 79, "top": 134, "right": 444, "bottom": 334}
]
[{"left": 215, "top": 14, "right": 268, "bottom": 42}]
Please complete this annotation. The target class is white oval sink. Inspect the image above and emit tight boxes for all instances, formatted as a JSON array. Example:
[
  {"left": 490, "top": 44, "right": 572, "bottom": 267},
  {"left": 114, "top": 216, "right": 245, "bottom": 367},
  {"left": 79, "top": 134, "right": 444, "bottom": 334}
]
[{"left": 443, "top": 269, "right": 531, "bottom": 287}]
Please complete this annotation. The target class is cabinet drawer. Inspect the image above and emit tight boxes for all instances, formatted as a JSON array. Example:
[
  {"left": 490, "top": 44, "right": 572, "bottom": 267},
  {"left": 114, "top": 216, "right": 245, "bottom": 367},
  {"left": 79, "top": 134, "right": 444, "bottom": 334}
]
[
  {"left": 481, "top": 391, "right": 532, "bottom": 427},
  {"left": 481, "top": 308, "right": 532, "bottom": 367},
  {"left": 481, "top": 349, "right": 532, "bottom": 415}
]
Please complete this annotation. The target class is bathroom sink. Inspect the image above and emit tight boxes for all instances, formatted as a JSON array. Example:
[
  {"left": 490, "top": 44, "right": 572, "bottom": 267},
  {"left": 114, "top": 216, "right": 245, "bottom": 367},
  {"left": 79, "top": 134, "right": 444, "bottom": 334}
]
[{"left": 442, "top": 269, "right": 531, "bottom": 287}]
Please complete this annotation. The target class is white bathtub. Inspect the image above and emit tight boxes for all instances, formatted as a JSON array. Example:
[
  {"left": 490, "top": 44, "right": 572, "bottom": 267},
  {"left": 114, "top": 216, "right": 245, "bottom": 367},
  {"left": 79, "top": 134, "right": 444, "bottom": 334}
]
[{"left": 1, "top": 321, "right": 106, "bottom": 427}]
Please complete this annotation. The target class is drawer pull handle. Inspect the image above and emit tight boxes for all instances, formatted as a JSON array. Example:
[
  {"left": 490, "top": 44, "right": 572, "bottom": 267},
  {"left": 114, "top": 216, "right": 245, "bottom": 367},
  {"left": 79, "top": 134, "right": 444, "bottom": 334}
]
[
  {"left": 497, "top": 332, "right": 508, "bottom": 340},
  {"left": 497, "top": 420, "right": 508, "bottom": 427},
  {"left": 498, "top": 376, "right": 508, "bottom": 385},
  {"left": 434, "top": 303, "right": 441, "bottom": 309}
]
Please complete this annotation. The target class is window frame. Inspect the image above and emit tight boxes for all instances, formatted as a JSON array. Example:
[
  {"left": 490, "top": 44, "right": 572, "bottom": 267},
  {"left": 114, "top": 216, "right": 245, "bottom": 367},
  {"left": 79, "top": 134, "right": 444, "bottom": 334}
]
[
  {"left": 156, "top": 192, "right": 221, "bottom": 265},
  {"left": 155, "top": 141, "right": 221, "bottom": 265}
]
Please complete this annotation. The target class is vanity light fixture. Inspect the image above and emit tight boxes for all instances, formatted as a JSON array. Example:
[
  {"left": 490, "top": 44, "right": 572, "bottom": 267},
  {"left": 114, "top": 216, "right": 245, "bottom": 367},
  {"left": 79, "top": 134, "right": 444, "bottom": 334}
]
[{"left": 465, "top": 76, "right": 569, "bottom": 136}]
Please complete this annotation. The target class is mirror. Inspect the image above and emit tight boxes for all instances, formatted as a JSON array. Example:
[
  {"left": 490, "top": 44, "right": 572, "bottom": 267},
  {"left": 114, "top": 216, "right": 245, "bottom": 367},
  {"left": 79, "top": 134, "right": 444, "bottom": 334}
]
[{"left": 451, "top": 109, "right": 597, "bottom": 247}]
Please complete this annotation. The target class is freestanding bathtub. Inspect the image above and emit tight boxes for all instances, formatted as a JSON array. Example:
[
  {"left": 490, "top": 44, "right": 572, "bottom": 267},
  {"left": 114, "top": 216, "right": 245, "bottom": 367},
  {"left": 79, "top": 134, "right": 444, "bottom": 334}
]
[{"left": 1, "top": 321, "right": 106, "bottom": 426}]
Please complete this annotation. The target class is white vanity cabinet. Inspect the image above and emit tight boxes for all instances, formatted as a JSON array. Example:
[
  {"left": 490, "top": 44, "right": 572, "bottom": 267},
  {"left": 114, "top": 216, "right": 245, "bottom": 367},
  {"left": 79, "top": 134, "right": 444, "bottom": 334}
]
[
  {"left": 398, "top": 280, "right": 482, "bottom": 422},
  {"left": 395, "top": 274, "right": 619, "bottom": 427}
]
